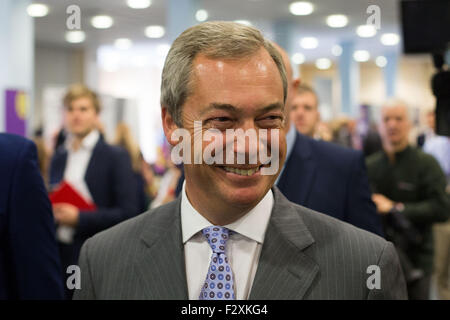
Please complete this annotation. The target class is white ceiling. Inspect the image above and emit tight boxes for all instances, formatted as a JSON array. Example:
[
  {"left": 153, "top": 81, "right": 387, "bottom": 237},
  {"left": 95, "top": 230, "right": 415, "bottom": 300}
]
[{"left": 34, "top": 0, "right": 404, "bottom": 62}]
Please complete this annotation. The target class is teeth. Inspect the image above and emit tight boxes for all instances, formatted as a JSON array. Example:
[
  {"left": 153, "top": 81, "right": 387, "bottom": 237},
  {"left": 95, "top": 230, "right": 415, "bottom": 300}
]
[{"left": 223, "top": 166, "right": 259, "bottom": 176}]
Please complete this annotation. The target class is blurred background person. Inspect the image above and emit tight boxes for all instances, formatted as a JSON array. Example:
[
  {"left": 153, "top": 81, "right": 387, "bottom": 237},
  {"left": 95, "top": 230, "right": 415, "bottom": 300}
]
[
  {"left": 275, "top": 45, "right": 383, "bottom": 237},
  {"left": 423, "top": 110, "right": 450, "bottom": 181},
  {"left": 417, "top": 109, "right": 437, "bottom": 148},
  {"left": 421, "top": 108, "right": 450, "bottom": 300},
  {"left": 315, "top": 121, "right": 333, "bottom": 142},
  {"left": 0, "top": 133, "right": 64, "bottom": 299},
  {"left": 150, "top": 148, "right": 182, "bottom": 209},
  {"left": 362, "top": 122, "right": 383, "bottom": 158},
  {"left": 366, "top": 99, "right": 450, "bottom": 299},
  {"left": 32, "top": 127, "right": 51, "bottom": 188},
  {"left": 330, "top": 117, "right": 354, "bottom": 148},
  {"left": 290, "top": 84, "right": 321, "bottom": 139},
  {"left": 49, "top": 84, "right": 139, "bottom": 299},
  {"left": 113, "top": 122, "right": 149, "bottom": 213}
]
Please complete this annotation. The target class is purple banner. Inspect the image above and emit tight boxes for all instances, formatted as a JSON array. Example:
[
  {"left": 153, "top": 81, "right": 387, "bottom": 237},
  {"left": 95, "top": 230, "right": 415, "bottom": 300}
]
[{"left": 5, "top": 89, "right": 27, "bottom": 136}]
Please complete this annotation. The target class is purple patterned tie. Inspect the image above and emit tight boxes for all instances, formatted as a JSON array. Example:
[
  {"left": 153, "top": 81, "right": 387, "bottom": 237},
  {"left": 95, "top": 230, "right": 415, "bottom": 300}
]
[{"left": 199, "top": 226, "right": 236, "bottom": 300}]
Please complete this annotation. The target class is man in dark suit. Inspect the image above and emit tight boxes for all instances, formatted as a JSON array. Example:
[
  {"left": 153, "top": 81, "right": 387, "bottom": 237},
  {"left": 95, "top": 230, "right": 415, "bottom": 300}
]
[
  {"left": 49, "top": 84, "right": 138, "bottom": 298},
  {"left": 74, "top": 21, "right": 406, "bottom": 300},
  {"left": 274, "top": 46, "right": 383, "bottom": 236},
  {"left": 278, "top": 130, "right": 383, "bottom": 236},
  {"left": 0, "top": 133, "right": 64, "bottom": 299}
]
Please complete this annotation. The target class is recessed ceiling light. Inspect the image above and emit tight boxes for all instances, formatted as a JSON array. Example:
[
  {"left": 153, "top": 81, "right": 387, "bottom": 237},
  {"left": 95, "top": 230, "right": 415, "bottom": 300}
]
[
  {"left": 91, "top": 15, "right": 114, "bottom": 29},
  {"left": 289, "top": 2, "right": 314, "bottom": 16},
  {"left": 316, "top": 58, "right": 332, "bottom": 70},
  {"left": 65, "top": 30, "right": 85, "bottom": 43},
  {"left": 127, "top": 0, "right": 152, "bottom": 9},
  {"left": 376, "top": 56, "right": 387, "bottom": 68},
  {"left": 300, "top": 37, "right": 318, "bottom": 49},
  {"left": 196, "top": 9, "right": 208, "bottom": 22},
  {"left": 326, "top": 14, "right": 348, "bottom": 28},
  {"left": 234, "top": 20, "right": 252, "bottom": 26},
  {"left": 292, "top": 53, "right": 305, "bottom": 65},
  {"left": 27, "top": 3, "right": 49, "bottom": 17},
  {"left": 353, "top": 50, "right": 370, "bottom": 62},
  {"left": 356, "top": 25, "right": 377, "bottom": 38},
  {"left": 114, "top": 38, "right": 132, "bottom": 50},
  {"left": 380, "top": 33, "right": 400, "bottom": 46},
  {"left": 145, "top": 25, "right": 165, "bottom": 38},
  {"left": 331, "top": 45, "right": 343, "bottom": 56}
]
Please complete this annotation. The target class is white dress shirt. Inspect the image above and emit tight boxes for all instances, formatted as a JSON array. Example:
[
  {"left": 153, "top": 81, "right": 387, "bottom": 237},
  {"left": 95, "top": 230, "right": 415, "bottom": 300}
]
[
  {"left": 64, "top": 129, "right": 100, "bottom": 202},
  {"left": 181, "top": 183, "right": 273, "bottom": 300},
  {"left": 57, "top": 129, "right": 99, "bottom": 243}
]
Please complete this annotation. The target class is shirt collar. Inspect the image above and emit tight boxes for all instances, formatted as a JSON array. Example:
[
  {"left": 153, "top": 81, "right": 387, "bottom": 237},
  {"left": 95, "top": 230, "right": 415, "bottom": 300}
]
[
  {"left": 181, "top": 182, "right": 273, "bottom": 244},
  {"left": 66, "top": 130, "right": 100, "bottom": 152}
]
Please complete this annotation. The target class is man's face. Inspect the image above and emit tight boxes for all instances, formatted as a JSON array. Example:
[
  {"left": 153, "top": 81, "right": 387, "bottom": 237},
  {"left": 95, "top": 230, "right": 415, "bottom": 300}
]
[
  {"left": 379, "top": 105, "right": 410, "bottom": 147},
  {"left": 290, "top": 92, "right": 319, "bottom": 137},
  {"left": 166, "top": 48, "right": 286, "bottom": 211},
  {"left": 65, "top": 97, "right": 98, "bottom": 138}
]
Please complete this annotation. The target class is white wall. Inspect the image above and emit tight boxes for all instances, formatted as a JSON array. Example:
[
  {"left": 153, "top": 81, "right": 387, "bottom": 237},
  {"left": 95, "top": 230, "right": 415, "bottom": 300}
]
[
  {"left": 34, "top": 44, "right": 83, "bottom": 131},
  {"left": 0, "top": 0, "right": 33, "bottom": 134}
]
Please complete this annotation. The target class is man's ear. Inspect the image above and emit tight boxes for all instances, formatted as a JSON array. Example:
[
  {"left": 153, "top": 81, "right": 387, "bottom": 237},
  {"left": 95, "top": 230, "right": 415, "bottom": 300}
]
[
  {"left": 161, "top": 107, "right": 180, "bottom": 146},
  {"left": 292, "top": 78, "right": 301, "bottom": 90}
]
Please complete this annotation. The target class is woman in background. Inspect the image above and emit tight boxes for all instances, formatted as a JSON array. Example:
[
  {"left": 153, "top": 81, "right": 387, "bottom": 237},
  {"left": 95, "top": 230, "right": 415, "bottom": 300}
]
[{"left": 113, "top": 123, "right": 149, "bottom": 213}]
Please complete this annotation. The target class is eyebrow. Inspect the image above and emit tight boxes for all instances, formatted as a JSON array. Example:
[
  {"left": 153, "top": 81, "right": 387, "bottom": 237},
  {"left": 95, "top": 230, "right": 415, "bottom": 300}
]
[
  {"left": 200, "top": 102, "right": 284, "bottom": 116},
  {"left": 200, "top": 103, "right": 237, "bottom": 116}
]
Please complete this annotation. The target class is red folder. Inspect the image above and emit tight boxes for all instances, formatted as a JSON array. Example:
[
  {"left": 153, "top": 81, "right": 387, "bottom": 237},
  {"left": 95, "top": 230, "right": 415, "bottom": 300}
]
[{"left": 49, "top": 181, "right": 97, "bottom": 211}]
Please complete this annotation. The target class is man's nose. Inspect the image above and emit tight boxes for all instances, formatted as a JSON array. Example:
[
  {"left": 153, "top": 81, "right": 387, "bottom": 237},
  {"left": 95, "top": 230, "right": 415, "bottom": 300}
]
[{"left": 233, "top": 121, "right": 260, "bottom": 164}]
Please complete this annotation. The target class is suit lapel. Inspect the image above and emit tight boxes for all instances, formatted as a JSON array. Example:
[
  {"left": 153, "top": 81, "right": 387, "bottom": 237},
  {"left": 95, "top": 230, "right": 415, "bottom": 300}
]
[
  {"left": 84, "top": 139, "right": 102, "bottom": 194},
  {"left": 249, "top": 187, "right": 319, "bottom": 300},
  {"left": 278, "top": 133, "right": 317, "bottom": 205},
  {"left": 50, "top": 148, "right": 67, "bottom": 187},
  {"left": 134, "top": 197, "right": 189, "bottom": 299}
]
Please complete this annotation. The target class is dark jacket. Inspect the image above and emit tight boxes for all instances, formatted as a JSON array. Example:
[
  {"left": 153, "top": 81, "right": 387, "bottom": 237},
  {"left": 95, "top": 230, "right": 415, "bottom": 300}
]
[
  {"left": 0, "top": 133, "right": 64, "bottom": 299},
  {"left": 366, "top": 146, "right": 450, "bottom": 274},
  {"left": 278, "top": 132, "right": 383, "bottom": 236}
]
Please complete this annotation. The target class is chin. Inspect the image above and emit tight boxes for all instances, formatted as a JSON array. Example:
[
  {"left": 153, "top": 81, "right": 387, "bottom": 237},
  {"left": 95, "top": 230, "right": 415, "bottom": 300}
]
[{"left": 222, "top": 183, "right": 270, "bottom": 208}]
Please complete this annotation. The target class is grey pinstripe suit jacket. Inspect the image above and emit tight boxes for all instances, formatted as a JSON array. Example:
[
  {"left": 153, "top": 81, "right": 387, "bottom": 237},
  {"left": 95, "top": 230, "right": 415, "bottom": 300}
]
[{"left": 73, "top": 187, "right": 407, "bottom": 300}]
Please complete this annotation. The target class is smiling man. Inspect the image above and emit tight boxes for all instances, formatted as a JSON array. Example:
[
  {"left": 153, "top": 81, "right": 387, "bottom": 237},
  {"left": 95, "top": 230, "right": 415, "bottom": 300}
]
[{"left": 74, "top": 21, "right": 406, "bottom": 300}]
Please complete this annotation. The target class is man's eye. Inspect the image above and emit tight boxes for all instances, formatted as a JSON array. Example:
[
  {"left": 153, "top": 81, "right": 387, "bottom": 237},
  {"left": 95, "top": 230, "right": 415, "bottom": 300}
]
[
  {"left": 212, "top": 117, "right": 231, "bottom": 122},
  {"left": 261, "top": 115, "right": 283, "bottom": 121},
  {"left": 258, "top": 116, "right": 283, "bottom": 128}
]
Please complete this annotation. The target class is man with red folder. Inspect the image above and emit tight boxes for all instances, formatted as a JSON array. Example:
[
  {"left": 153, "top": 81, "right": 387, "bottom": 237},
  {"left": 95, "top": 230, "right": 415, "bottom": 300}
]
[{"left": 49, "top": 84, "right": 139, "bottom": 298}]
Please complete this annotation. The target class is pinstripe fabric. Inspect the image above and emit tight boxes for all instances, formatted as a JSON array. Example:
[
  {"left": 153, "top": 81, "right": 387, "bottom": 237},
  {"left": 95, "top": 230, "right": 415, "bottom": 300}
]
[{"left": 73, "top": 187, "right": 407, "bottom": 300}]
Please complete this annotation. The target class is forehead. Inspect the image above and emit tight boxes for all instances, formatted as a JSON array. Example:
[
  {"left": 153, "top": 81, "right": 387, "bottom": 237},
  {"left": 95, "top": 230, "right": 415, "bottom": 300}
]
[
  {"left": 188, "top": 48, "right": 284, "bottom": 108},
  {"left": 70, "top": 96, "right": 94, "bottom": 106},
  {"left": 294, "top": 91, "right": 317, "bottom": 103},
  {"left": 381, "top": 105, "right": 408, "bottom": 118}
]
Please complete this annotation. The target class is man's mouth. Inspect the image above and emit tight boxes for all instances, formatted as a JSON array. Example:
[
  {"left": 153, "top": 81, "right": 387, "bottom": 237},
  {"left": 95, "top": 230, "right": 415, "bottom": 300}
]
[{"left": 217, "top": 163, "right": 270, "bottom": 176}]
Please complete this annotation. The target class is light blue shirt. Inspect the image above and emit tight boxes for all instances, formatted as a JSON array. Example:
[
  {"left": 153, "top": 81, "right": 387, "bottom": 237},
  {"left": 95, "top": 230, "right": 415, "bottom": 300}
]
[{"left": 423, "top": 135, "right": 450, "bottom": 178}]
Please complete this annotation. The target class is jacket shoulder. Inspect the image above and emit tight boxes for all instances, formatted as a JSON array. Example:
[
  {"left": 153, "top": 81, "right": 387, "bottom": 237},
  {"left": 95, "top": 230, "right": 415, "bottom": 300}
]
[
  {"left": 308, "top": 138, "right": 362, "bottom": 166},
  {"left": 0, "top": 133, "right": 34, "bottom": 157},
  {"left": 293, "top": 201, "right": 387, "bottom": 252},
  {"left": 0, "top": 134, "right": 36, "bottom": 171},
  {"left": 83, "top": 199, "right": 179, "bottom": 255}
]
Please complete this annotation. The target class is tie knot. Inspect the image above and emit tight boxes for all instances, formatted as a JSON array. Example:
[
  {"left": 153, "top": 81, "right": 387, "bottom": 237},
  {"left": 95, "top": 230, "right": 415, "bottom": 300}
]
[{"left": 202, "top": 226, "right": 232, "bottom": 254}]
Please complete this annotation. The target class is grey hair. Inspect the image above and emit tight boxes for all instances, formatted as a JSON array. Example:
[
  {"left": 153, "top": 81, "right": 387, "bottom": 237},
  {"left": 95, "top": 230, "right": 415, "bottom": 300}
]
[
  {"left": 379, "top": 98, "right": 411, "bottom": 122},
  {"left": 161, "top": 21, "right": 288, "bottom": 127}
]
